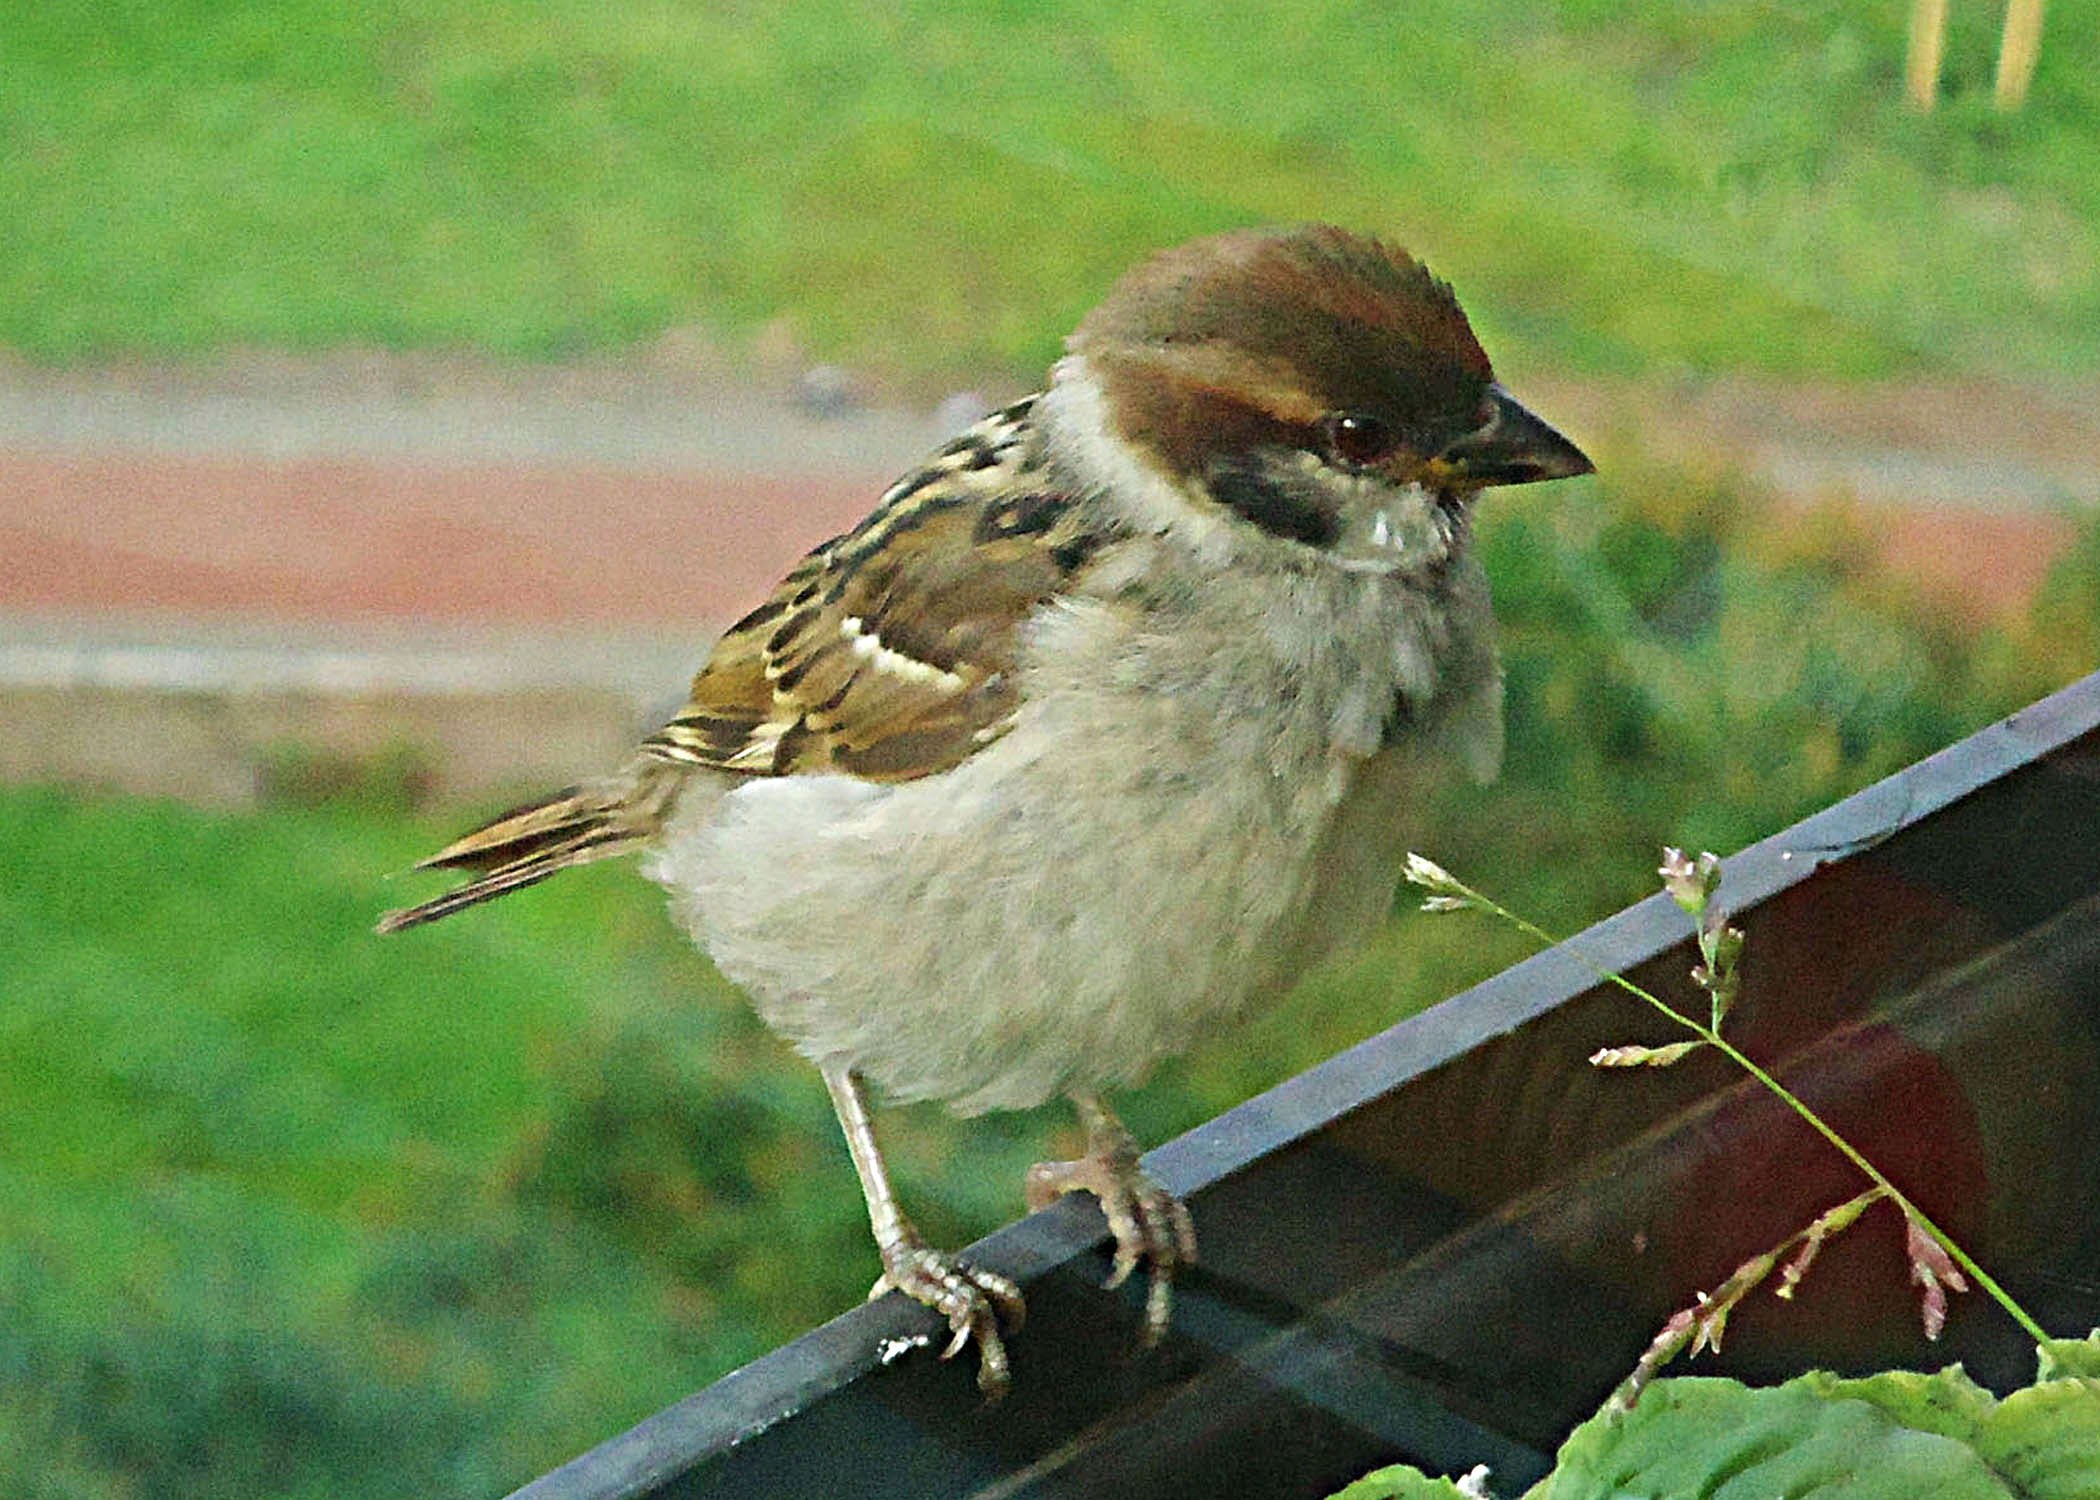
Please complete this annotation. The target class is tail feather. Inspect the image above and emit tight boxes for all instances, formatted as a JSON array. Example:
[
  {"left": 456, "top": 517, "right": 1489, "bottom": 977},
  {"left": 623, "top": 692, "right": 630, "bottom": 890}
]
[
  {"left": 377, "top": 760, "right": 683, "bottom": 934},
  {"left": 415, "top": 785, "right": 592, "bottom": 873}
]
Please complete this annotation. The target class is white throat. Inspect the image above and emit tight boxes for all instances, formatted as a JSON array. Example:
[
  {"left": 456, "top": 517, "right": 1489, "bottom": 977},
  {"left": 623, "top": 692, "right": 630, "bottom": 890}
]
[{"left": 1037, "top": 355, "right": 1243, "bottom": 571}]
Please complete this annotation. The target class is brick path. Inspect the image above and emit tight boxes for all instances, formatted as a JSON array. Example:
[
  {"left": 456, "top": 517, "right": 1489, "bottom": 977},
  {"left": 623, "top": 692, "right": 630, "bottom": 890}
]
[
  {"left": 0, "top": 358, "right": 2091, "bottom": 804},
  {"left": 2, "top": 359, "right": 2090, "bottom": 630}
]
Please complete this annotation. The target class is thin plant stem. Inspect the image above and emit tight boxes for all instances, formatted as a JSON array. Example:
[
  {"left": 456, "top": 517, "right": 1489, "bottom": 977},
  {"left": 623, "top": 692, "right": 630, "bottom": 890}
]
[{"left": 1463, "top": 891, "right": 2049, "bottom": 1345}]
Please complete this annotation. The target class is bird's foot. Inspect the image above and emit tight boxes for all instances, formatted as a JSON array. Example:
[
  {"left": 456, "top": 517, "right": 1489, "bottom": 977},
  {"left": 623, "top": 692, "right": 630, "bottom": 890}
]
[
  {"left": 1025, "top": 1135, "right": 1196, "bottom": 1345},
  {"left": 869, "top": 1238, "right": 1026, "bottom": 1397}
]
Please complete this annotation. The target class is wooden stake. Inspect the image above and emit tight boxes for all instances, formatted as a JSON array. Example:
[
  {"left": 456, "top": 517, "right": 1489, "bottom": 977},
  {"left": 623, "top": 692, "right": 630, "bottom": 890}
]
[
  {"left": 1996, "top": 0, "right": 2046, "bottom": 110},
  {"left": 1907, "top": 0, "right": 1948, "bottom": 110}
]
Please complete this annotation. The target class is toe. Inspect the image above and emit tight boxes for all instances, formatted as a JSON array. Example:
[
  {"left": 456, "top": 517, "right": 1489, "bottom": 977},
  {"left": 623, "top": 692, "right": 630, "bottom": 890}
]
[
  {"left": 1023, "top": 1159, "right": 1074, "bottom": 1213},
  {"left": 973, "top": 1321, "right": 1012, "bottom": 1398},
  {"left": 940, "top": 1308, "right": 976, "bottom": 1362},
  {"left": 1141, "top": 1262, "right": 1174, "bottom": 1347},
  {"left": 1142, "top": 1186, "right": 1191, "bottom": 1271},
  {"left": 1168, "top": 1193, "right": 1199, "bottom": 1265},
  {"left": 1100, "top": 1193, "right": 1145, "bottom": 1290},
  {"left": 975, "top": 1264, "right": 1027, "bottom": 1331}
]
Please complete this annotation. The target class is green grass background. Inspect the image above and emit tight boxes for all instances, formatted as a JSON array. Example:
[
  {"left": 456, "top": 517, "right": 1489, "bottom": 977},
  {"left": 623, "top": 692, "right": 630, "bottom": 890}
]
[
  {"left": 4, "top": 0, "right": 2097, "bottom": 381},
  {"left": 6, "top": 1, "right": 2100, "bottom": 1495}
]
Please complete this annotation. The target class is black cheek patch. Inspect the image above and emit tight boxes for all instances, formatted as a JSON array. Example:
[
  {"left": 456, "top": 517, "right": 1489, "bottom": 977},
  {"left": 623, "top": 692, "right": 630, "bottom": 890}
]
[{"left": 1207, "top": 463, "right": 1339, "bottom": 548}]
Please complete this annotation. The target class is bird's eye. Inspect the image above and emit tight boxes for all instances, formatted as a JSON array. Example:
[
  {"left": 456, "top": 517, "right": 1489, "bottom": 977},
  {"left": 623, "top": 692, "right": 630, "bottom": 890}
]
[{"left": 1322, "top": 412, "right": 1398, "bottom": 468}]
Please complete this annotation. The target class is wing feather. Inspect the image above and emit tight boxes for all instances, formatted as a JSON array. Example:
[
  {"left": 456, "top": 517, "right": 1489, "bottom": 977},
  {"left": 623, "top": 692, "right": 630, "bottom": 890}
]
[{"left": 643, "top": 399, "right": 1106, "bottom": 783}]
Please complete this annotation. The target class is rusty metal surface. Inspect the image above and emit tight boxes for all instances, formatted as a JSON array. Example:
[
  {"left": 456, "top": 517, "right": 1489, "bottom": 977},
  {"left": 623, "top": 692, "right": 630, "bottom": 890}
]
[{"left": 513, "top": 671, "right": 2100, "bottom": 1500}]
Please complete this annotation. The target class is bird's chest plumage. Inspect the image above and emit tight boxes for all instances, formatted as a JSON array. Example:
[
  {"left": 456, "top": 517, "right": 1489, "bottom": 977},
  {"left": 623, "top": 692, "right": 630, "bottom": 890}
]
[{"left": 649, "top": 551, "right": 1495, "bottom": 1113}]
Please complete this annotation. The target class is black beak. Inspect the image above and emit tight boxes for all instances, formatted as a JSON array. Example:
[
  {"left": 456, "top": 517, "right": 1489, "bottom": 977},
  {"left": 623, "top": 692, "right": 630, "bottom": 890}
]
[{"left": 1435, "top": 384, "right": 1593, "bottom": 487}]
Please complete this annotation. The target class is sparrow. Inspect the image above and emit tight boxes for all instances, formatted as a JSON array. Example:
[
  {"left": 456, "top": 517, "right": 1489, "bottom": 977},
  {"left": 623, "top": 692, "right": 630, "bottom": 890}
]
[{"left": 379, "top": 224, "right": 1592, "bottom": 1396}]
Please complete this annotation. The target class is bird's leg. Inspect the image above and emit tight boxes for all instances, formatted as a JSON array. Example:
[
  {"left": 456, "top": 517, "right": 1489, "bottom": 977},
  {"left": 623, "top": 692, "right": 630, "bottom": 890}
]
[
  {"left": 820, "top": 1061, "right": 1025, "bottom": 1396},
  {"left": 1024, "top": 1092, "right": 1197, "bottom": 1345}
]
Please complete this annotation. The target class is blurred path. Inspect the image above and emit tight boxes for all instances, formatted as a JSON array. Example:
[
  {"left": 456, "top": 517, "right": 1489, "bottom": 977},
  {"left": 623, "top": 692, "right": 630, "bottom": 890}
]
[
  {"left": 0, "top": 355, "right": 967, "bottom": 628},
  {"left": 0, "top": 449, "right": 877, "bottom": 628},
  {"left": 1531, "top": 373, "right": 2098, "bottom": 620},
  {"left": 2, "top": 356, "right": 2091, "bottom": 629},
  {"left": 0, "top": 355, "right": 2092, "bottom": 804},
  {"left": 1533, "top": 374, "right": 2100, "bottom": 516}
]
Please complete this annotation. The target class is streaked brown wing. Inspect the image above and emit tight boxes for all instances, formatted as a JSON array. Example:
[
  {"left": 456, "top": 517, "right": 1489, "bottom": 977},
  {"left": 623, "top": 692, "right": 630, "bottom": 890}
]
[{"left": 643, "top": 400, "right": 1104, "bottom": 782}]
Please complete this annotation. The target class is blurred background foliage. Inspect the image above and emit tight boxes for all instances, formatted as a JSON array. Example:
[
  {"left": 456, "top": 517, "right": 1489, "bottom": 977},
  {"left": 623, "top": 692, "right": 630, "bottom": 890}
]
[
  {"left": 4, "top": 0, "right": 2098, "bottom": 381},
  {"left": 3, "top": 0, "right": 2098, "bottom": 1495}
]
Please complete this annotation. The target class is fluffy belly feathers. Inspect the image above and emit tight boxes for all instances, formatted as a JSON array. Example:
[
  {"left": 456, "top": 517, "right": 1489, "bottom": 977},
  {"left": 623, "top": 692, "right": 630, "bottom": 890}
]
[
  {"left": 649, "top": 713, "right": 1362, "bottom": 1111},
  {"left": 645, "top": 565, "right": 1494, "bottom": 1113}
]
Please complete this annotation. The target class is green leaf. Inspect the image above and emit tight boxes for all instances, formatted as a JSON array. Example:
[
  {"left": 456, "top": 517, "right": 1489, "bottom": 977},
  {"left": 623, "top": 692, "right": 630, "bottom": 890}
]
[
  {"left": 1803, "top": 1364, "right": 1996, "bottom": 1444},
  {"left": 1976, "top": 1378, "right": 2100, "bottom": 1500},
  {"left": 1329, "top": 1463, "right": 1486, "bottom": 1499},
  {"left": 1378, "top": 1357, "right": 2100, "bottom": 1500},
  {"left": 2037, "top": 1333, "right": 2100, "bottom": 1383},
  {"left": 1542, "top": 1377, "right": 2011, "bottom": 1498}
]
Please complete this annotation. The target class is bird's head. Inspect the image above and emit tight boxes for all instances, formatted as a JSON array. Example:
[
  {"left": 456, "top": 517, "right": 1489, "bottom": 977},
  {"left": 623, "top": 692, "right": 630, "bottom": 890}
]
[{"left": 1058, "top": 223, "right": 1591, "bottom": 573}]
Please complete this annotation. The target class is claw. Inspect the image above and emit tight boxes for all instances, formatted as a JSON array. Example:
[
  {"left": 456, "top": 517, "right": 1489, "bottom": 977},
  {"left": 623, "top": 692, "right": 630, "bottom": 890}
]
[
  {"left": 873, "top": 1242, "right": 1026, "bottom": 1398},
  {"left": 1026, "top": 1114, "right": 1197, "bottom": 1347}
]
